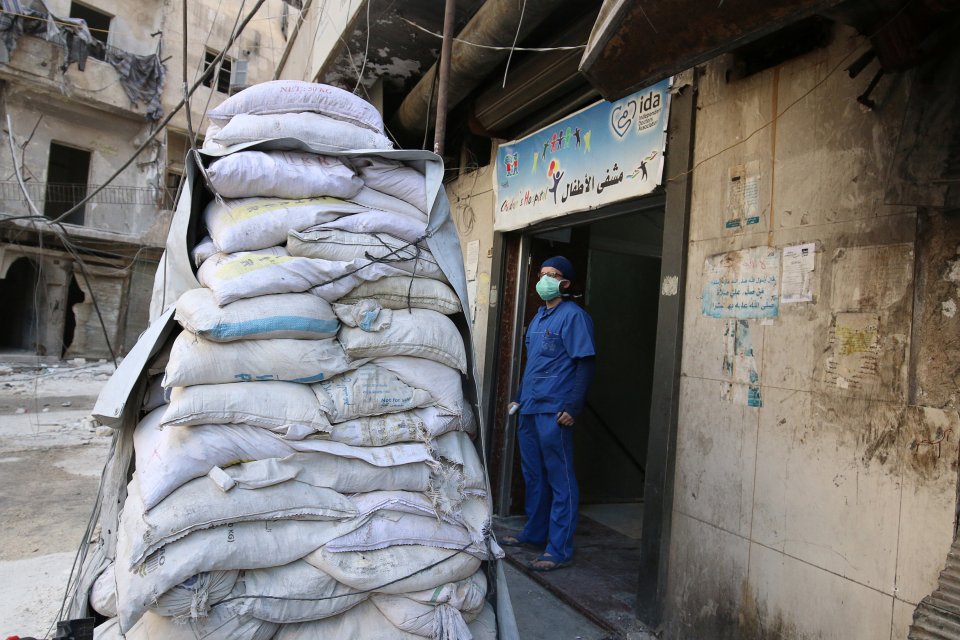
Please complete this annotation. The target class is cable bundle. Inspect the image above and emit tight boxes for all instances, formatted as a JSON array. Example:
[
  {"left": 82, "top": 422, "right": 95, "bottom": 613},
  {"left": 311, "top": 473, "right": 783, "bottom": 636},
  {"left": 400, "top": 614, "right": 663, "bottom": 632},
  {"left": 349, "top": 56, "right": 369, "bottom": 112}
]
[{"left": 90, "top": 81, "right": 499, "bottom": 640}]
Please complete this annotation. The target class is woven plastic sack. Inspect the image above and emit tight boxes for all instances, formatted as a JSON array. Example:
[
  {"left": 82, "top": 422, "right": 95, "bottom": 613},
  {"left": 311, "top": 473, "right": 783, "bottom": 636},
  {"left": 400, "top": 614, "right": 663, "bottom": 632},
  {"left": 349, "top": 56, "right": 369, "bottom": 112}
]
[
  {"left": 210, "top": 112, "right": 392, "bottom": 152},
  {"left": 163, "top": 332, "right": 354, "bottom": 387},
  {"left": 317, "top": 209, "right": 427, "bottom": 243},
  {"left": 149, "top": 571, "right": 239, "bottom": 620},
  {"left": 340, "top": 276, "right": 462, "bottom": 315},
  {"left": 338, "top": 308, "right": 468, "bottom": 373},
  {"left": 208, "top": 81, "right": 385, "bottom": 133},
  {"left": 312, "top": 364, "right": 432, "bottom": 423},
  {"left": 287, "top": 228, "right": 445, "bottom": 281},
  {"left": 348, "top": 156, "right": 428, "bottom": 213},
  {"left": 175, "top": 289, "right": 340, "bottom": 342},
  {"left": 206, "top": 151, "right": 363, "bottom": 200},
  {"left": 203, "top": 196, "right": 368, "bottom": 254}
]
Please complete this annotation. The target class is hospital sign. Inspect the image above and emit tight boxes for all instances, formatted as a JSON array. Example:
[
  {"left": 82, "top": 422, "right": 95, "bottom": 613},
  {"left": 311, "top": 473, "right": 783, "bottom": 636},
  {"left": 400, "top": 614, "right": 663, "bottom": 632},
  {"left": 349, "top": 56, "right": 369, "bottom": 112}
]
[{"left": 493, "top": 78, "right": 670, "bottom": 232}]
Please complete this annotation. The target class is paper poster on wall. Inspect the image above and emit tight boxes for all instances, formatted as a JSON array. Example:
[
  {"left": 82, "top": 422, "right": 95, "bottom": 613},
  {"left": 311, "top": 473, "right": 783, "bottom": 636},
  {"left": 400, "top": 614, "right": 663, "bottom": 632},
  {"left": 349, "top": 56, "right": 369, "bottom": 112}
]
[
  {"left": 702, "top": 247, "right": 780, "bottom": 318},
  {"left": 493, "top": 78, "right": 670, "bottom": 232},
  {"left": 781, "top": 242, "right": 816, "bottom": 303},
  {"left": 823, "top": 312, "right": 880, "bottom": 391},
  {"left": 465, "top": 240, "right": 480, "bottom": 281},
  {"left": 723, "top": 161, "right": 761, "bottom": 229}
]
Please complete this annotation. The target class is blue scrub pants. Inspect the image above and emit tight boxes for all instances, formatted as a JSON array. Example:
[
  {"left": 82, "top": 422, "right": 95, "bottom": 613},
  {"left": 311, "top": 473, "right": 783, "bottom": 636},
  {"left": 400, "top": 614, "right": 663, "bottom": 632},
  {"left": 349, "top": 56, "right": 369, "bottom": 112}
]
[{"left": 516, "top": 412, "right": 579, "bottom": 563}]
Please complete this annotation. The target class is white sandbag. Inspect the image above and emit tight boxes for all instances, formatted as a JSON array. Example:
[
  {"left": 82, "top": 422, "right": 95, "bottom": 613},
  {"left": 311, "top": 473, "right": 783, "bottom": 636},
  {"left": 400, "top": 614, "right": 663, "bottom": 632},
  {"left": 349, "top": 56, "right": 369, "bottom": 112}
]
[
  {"left": 468, "top": 602, "right": 498, "bottom": 640},
  {"left": 349, "top": 185, "right": 427, "bottom": 222},
  {"left": 162, "top": 381, "right": 330, "bottom": 436},
  {"left": 197, "top": 251, "right": 410, "bottom": 305},
  {"left": 213, "top": 451, "right": 432, "bottom": 494},
  {"left": 348, "top": 156, "right": 428, "bottom": 213},
  {"left": 312, "top": 364, "right": 432, "bottom": 423},
  {"left": 287, "top": 228, "right": 445, "bottom": 280},
  {"left": 318, "top": 209, "right": 427, "bottom": 243},
  {"left": 327, "top": 405, "right": 468, "bottom": 447},
  {"left": 192, "top": 236, "right": 217, "bottom": 268},
  {"left": 175, "top": 288, "right": 340, "bottom": 342},
  {"left": 91, "top": 564, "right": 118, "bottom": 618},
  {"left": 273, "top": 601, "right": 424, "bottom": 640},
  {"left": 371, "top": 571, "right": 486, "bottom": 638},
  {"left": 149, "top": 571, "right": 239, "bottom": 620},
  {"left": 332, "top": 299, "right": 392, "bottom": 332},
  {"left": 435, "top": 431, "right": 488, "bottom": 494},
  {"left": 305, "top": 543, "right": 482, "bottom": 594},
  {"left": 93, "top": 616, "right": 121, "bottom": 640},
  {"left": 134, "top": 409, "right": 288, "bottom": 510},
  {"left": 211, "top": 112, "right": 392, "bottom": 152},
  {"left": 234, "top": 560, "right": 367, "bottom": 624},
  {"left": 124, "top": 474, "right": 355, "bottom": 568},
  {"left": 203, "top": 196, "right": 368, "bottom": 254},
  {"left": 206, "top": 151, "right": 363, "bottom": 200},
  {"left": 341, "top": 276, "right": 463, "bottom": 315},
  {"left": 135, "top": 413, "right": 432, "bottom": 510},
  {"left": 208, "top": 81, "right": 385, "bottom": 133},
  {"left": 115, "top": 517, "right": 350, "bottom": 632},
  {"left": 163, "top": 332, "right": 354, "bottom": 387},
  {"left": 123, "top": 605, "right": 278, "bottom": 640},
  {"left": 339, "top": 308, "right": 467, "bottom": 373},
  {"left": 373, "top": 356, "right": 466, "bottom": 416},
  {"left": 324, "top": 511, "right": 482, "bottom": 555}
]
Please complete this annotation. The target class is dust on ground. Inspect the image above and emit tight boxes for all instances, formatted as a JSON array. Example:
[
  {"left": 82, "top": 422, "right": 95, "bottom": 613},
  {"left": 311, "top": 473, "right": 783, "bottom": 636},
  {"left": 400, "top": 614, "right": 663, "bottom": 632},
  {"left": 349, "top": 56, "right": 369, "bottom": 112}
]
[{"left": 0, "top": 358, "right": 114, "bottom": 638}]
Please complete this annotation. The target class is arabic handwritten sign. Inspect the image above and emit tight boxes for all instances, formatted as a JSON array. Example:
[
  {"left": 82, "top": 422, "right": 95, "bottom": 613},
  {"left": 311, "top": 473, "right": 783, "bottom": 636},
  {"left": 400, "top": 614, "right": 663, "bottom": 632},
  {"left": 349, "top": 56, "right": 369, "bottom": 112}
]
[
  {"left": 493, "top": 78, "right": 670, "bottom": 232},
  {"left": 702, "top": 247, "right": 780, "bottom": 318}
]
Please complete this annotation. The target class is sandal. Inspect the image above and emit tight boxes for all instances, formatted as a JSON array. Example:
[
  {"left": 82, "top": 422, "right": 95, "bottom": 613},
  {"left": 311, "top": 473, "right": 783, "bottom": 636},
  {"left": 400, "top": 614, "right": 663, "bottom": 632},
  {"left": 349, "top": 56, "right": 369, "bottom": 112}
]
[
  {"left": 500, "top": 535, "right": 542, "bottom": 549},
  {"left": 528, "top": 553, "right": 572, "bottom": 572}
]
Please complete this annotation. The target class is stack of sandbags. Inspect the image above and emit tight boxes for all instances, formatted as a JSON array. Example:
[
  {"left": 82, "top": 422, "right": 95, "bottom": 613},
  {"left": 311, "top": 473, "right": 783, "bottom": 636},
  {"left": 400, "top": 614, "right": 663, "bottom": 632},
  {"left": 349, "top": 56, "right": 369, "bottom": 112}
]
[{"left": 91, "top": 81, "right": 497, "bottom": 640}]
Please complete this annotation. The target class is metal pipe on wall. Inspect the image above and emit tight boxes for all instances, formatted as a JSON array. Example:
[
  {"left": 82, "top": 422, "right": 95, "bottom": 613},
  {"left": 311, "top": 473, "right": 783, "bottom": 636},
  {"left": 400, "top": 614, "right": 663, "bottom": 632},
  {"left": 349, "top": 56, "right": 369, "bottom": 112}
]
[
  {"left": 391, "top": 0, "right": 570, "bottom": 143},
  {"left": 433, "top": 0, "right": 457, "bottom": 155}
]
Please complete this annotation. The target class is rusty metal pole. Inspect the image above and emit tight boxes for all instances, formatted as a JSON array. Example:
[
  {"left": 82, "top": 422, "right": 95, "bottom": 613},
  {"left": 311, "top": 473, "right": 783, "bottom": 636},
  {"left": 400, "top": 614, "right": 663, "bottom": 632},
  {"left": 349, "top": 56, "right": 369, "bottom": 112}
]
[{"left": 433, "top": 0, "right": 456, "bottom": 156}]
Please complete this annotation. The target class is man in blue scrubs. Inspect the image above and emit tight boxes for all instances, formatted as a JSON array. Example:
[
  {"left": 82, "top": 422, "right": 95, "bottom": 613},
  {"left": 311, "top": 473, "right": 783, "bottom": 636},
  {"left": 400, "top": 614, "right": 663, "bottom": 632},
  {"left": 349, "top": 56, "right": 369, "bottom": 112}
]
[{"left": 505, "top": 255, "right": 596, "bottom": 571}]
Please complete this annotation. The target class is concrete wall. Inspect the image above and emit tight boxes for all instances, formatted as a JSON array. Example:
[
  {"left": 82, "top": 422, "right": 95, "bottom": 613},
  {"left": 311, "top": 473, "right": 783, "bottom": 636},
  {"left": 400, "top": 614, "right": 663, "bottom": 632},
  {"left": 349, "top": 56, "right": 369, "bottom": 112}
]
[
  {"left": 160, "top": 0, "right": 289, "bottom": 135},
  {"left": 445, "top": 163, "right": 496, "bottom": 377},
  {"left": 276, "top": 0, "right": 363, "bottom": 83},
  {"left": 666, "top": 25, "right": 960, "bottom": 639}
]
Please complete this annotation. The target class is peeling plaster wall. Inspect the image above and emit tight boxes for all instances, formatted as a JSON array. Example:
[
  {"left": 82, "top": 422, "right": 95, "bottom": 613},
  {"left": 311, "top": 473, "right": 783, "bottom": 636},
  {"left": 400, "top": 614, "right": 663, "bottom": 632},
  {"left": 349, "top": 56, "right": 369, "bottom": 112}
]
[
  {"left": 277, "top": 0, "right": 362, "bottom": 83},
  {"left": 667, "top": 25, "right": 960, "bottom": 639},
  {"left": 446, "top": 163, "right": 496, "bottom": 379},
  {"left": 160, "top": 0, "right": 289, "bottom": 135},
  {"left": 0, "top": 92, "right": 161, "bottom": 237}
]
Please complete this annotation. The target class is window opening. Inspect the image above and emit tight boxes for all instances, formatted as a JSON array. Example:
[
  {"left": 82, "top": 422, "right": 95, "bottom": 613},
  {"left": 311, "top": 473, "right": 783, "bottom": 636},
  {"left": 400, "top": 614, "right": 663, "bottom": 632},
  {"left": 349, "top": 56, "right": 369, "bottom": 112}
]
[
  {"left": 44, "top": 142, "right": 91, "bottom": 225},
  {"left": 69, "top": 2, "right": 111, "bottom": 61},
  {"left": 203, "top": 50, "right": 233, "bottom": 94}
]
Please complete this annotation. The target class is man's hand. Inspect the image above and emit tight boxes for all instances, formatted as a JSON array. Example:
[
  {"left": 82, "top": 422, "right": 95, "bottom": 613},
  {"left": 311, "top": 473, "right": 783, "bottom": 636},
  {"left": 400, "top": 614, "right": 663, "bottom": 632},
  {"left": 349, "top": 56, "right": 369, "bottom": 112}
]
[{"left": 557, "top": 411, "right": 575, "bottom": 426}]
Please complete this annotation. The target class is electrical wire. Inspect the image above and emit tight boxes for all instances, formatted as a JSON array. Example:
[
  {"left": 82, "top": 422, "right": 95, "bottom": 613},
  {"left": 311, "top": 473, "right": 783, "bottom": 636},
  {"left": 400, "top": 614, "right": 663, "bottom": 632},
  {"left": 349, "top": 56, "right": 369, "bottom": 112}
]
[
  {"left": 399, "top": 14, "right": 585, "bottom": 52},
  {"left": 4, "top": 114, "right": 119, "bottom": 367},
  {"left": 46, "top": 0, "right": 270, "bottom": 226},
  {"left": 502, "top": 0, "right": 526, "bottom": 88},
  {"left": 352, "top": 0, "right": 370, "bottom": 93}
]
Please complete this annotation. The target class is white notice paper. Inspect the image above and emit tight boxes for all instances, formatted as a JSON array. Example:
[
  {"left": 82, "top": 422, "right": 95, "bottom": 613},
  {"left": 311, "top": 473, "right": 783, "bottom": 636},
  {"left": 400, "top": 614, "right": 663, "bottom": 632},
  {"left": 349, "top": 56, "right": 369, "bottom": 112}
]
[
  {"left": 465, "top": 240, "right": 480, "bottom": 281},
  {"left": 467, "top": 280, "right": 478, "bottom": 322},
  {"left": 781, "top": 243, "right": 815, "bottom": 304}
]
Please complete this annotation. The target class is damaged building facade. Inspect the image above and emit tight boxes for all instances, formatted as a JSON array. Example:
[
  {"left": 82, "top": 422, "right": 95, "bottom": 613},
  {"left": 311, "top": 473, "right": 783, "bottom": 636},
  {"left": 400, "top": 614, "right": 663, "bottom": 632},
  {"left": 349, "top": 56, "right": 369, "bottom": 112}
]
[
  {"left": 0, "top": 0, "right": 285, "bottom": 359},
  {"left": 279, "top": 0, "right": 960, "bottom": 638}
]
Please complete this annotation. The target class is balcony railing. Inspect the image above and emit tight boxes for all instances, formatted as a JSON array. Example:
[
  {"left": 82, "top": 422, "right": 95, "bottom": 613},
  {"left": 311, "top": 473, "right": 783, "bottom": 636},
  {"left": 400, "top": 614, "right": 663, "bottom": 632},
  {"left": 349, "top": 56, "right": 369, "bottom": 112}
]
[{"left": 0, "top": 180, "right": 165, "bottom": 206}]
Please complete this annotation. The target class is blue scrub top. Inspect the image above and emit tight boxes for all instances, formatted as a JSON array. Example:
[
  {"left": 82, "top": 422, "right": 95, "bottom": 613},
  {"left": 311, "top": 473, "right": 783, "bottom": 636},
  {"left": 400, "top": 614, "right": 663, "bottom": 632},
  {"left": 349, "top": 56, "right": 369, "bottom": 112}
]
[{"left": 517, "top": 299, "right": 595, "bottom": 415}]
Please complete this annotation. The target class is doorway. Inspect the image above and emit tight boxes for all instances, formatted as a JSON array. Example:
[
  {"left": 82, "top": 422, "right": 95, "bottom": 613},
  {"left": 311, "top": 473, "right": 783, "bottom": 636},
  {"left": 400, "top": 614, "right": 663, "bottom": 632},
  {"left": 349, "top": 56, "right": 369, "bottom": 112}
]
[
  {"left": 491, "top": 202, "right": 664, "bottom": 635},
  {"left": 0, "top": 257, "right": 43, "bottom": 353},
  {"left": 44, "top": 142, "right": 91, "bottom": 225}
]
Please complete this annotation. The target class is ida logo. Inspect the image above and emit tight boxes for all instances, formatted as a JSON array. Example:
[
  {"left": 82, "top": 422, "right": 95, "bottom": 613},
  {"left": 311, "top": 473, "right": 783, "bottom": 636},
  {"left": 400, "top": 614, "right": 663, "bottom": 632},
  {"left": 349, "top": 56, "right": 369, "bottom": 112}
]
[{"left": 504, "top": 153, "right": 519, "bottom": 177}]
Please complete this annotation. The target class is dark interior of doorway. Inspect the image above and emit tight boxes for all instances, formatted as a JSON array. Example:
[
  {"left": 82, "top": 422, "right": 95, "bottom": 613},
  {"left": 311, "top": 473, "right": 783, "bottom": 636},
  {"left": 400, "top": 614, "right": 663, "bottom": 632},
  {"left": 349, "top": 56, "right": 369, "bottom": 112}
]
[
  {"left": 498, "top": 207, "right": 663, "bottom": 636},
  {"left": 0, "top": 257, "right": 42, "bottom": 353},
  {"left": 44, "top": 142, "right": 91, "bottom": 226},
  {"left": 62, "top": 274, "right": 85, "bottom": 357}
]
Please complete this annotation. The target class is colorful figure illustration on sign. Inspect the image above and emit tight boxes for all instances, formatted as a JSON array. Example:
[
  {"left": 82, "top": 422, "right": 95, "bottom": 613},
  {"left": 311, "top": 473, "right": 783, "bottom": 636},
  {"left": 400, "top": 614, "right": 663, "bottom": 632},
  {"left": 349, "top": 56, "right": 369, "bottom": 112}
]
[
  {"left": 574, "top": 127, "right": 581, "bottom": 148},
  {"left": 565, "top": 126, "right": 572, "bottom": 149},
  {"left": 533, "top": 151, "right": 538, "bottom": 172},
  {"left": 504, "top": 153, "right": 520, "bottom": 177},
  {"left": 584, "top": 130, "right": 591, "bottom": 152},
  {"left": 542, "top": 141, "right": 549, "bottom": 159},
  {"left": 550, "top": 133, "right": 559, "bottom": 153},
  {"left": 547, "top": 159, "right": 564, "bottom": 204},
  {"left": 627, "top": 151, "right": 658, "bottom": 181}
]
